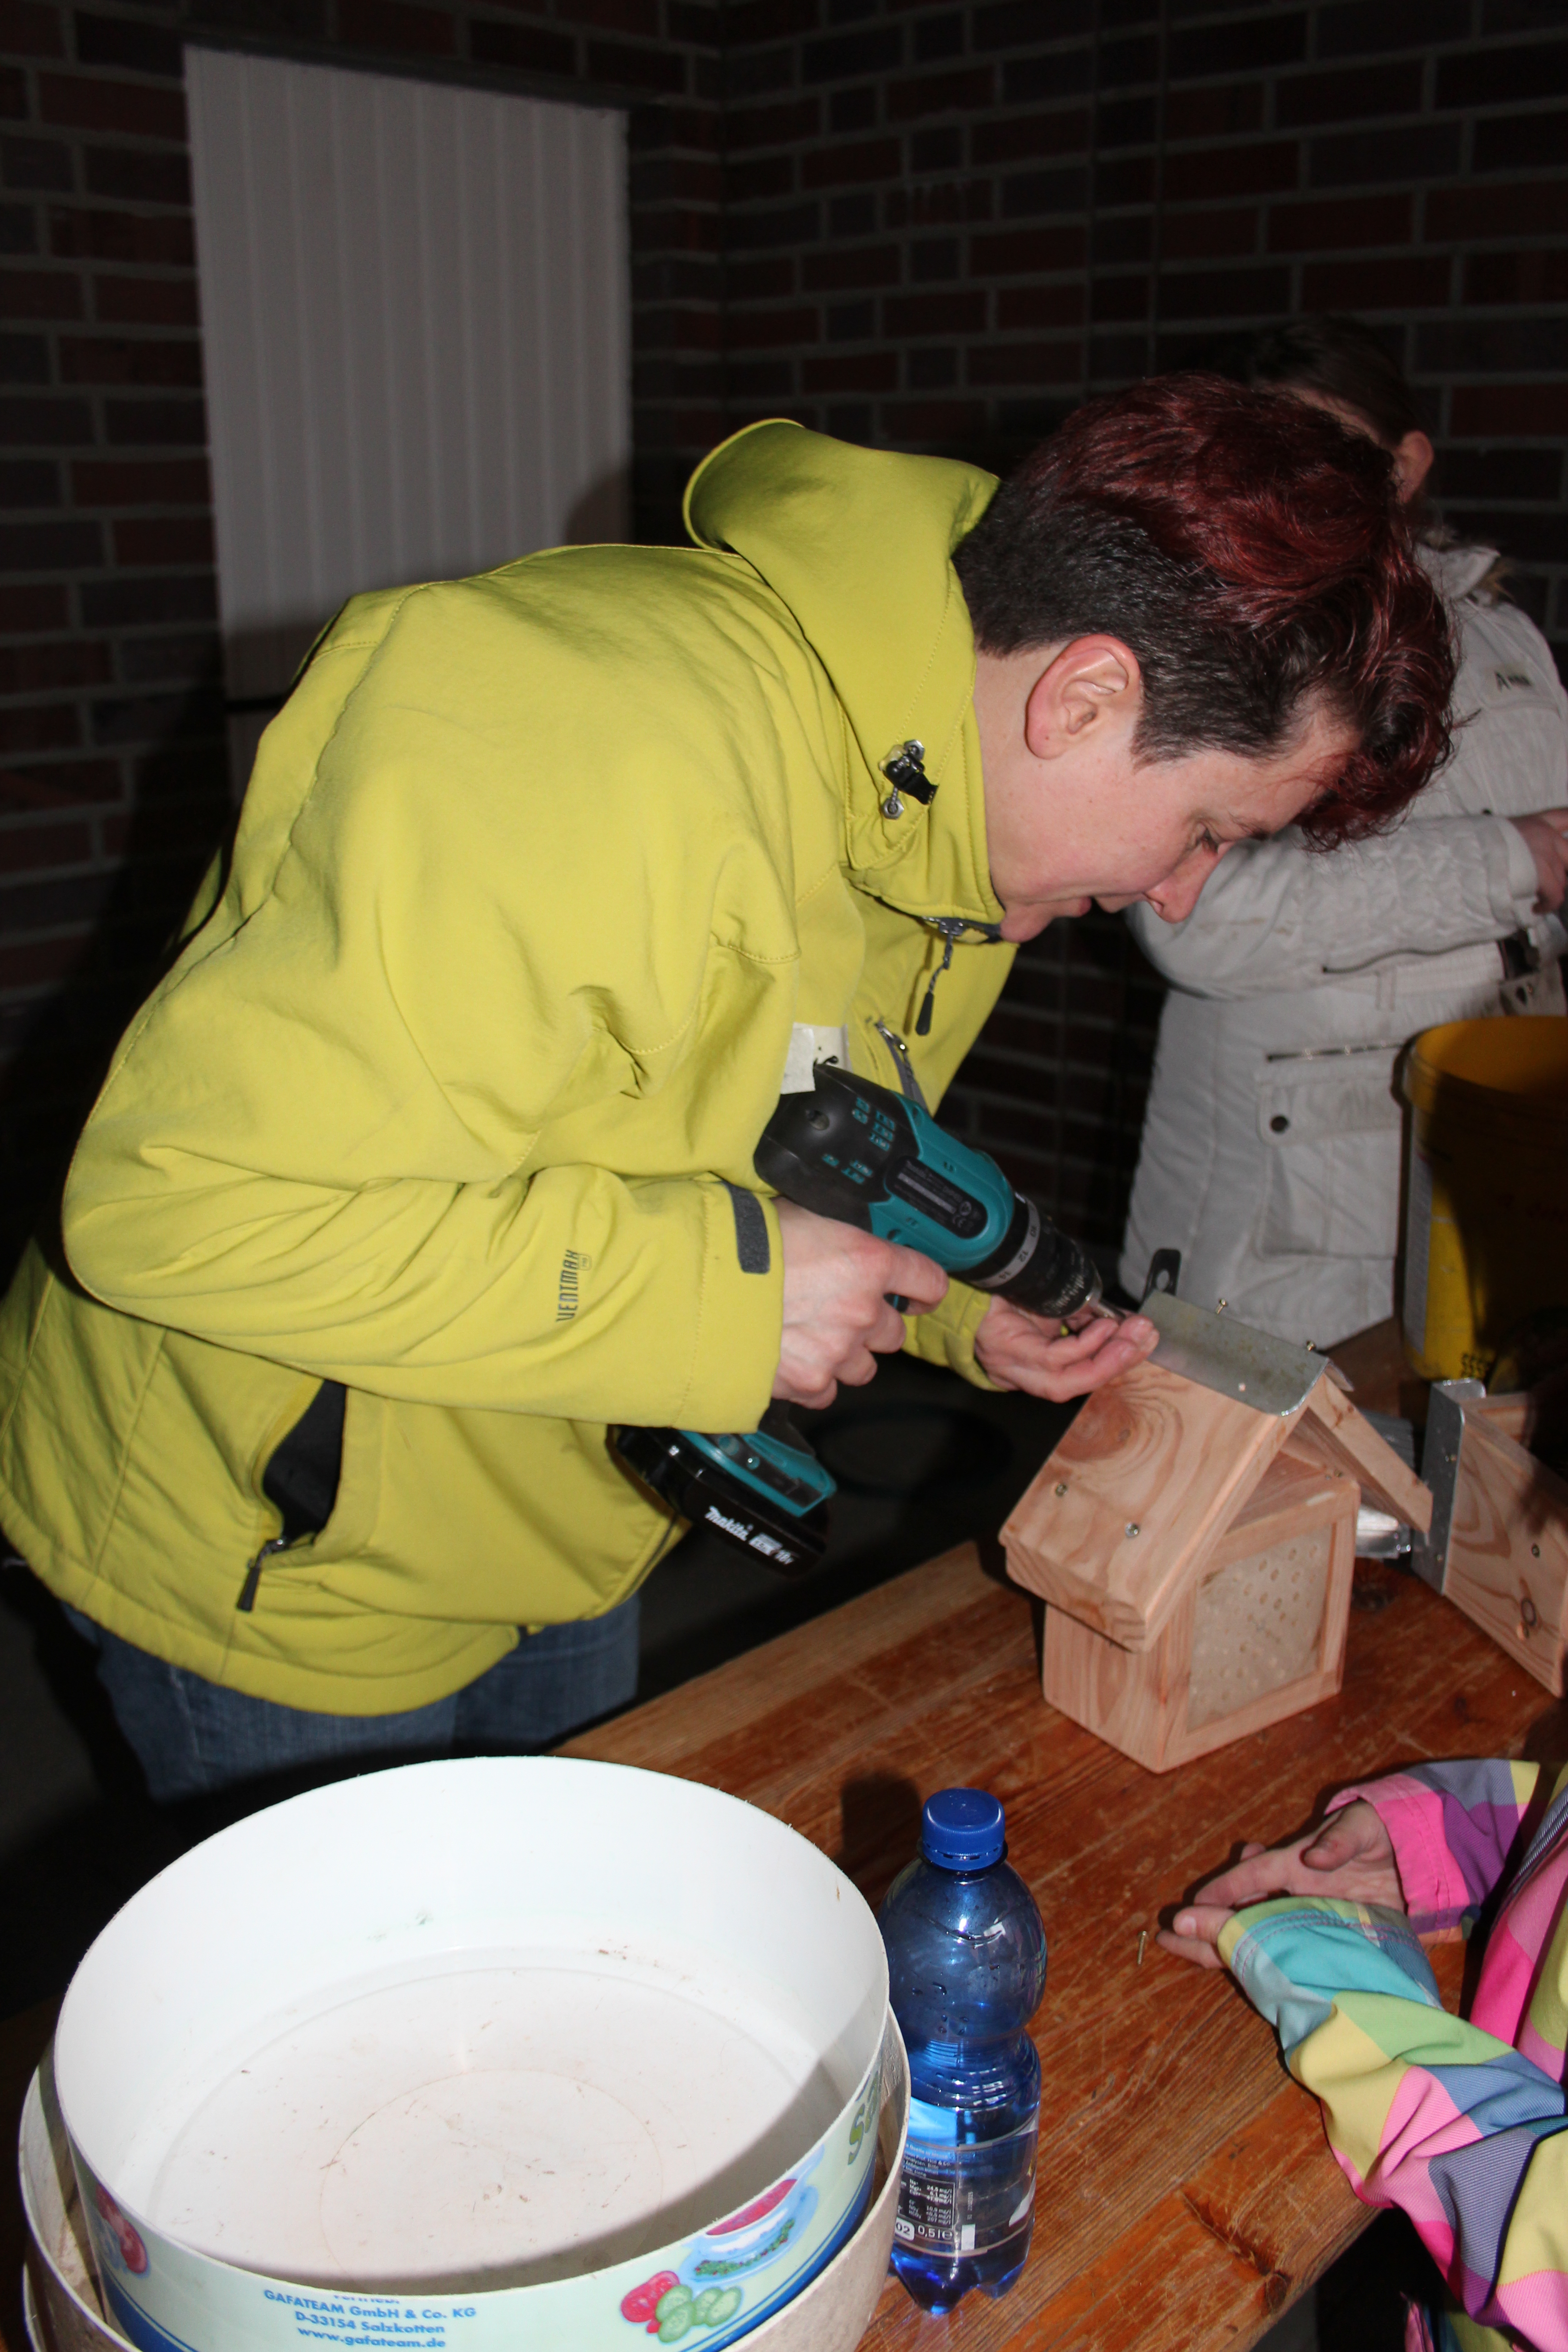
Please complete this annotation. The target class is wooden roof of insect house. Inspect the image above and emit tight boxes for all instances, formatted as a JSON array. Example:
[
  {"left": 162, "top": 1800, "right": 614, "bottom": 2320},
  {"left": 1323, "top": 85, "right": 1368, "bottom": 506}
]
[{"left": 1002, "top": 1295, "right": 1433, "bottom": 1772}]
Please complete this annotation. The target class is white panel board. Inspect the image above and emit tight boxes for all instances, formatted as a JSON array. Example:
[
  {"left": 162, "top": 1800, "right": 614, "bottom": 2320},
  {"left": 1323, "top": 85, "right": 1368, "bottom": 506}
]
[{"left": 186, "top": 46, "right": 630, "bottom": 739}]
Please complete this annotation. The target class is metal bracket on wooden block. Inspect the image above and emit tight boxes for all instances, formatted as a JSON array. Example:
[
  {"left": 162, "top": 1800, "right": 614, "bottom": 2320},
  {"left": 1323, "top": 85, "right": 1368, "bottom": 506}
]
[
  {"left": 1142, "top": 1290, "right": 1332, "bottom": 1419},
  {"left": 1410, "top": 1377, "right": 1486, "bottom": 1591}
]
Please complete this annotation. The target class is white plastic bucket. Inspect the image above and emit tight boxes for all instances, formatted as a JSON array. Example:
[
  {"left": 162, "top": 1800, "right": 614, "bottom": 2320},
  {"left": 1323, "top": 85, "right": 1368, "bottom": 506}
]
[
  {"left": 48, "top": 1758, "right": 891, "bottom": 2352},
  {"left": 20, "top": 2027, "right": 910, "bottom": 2352}
]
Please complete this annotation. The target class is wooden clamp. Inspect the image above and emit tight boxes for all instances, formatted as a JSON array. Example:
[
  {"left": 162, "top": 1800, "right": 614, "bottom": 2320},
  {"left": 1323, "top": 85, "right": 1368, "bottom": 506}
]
[{"left": 1413, "top": 1377, "right": 1568, "bottom": 1695}]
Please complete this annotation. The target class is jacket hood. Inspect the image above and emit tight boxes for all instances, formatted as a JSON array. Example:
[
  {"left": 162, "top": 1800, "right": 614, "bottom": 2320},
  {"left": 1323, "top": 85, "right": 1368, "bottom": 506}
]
[
  {"left": 1420, "top": 539, "right": 1501, "bottom": 601},
  {"left": 684, "top": 420, "right": 1003, "bottom": 925}
]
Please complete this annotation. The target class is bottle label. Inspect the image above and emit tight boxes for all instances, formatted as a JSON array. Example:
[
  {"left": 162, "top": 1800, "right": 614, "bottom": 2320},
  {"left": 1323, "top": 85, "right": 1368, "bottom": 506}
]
[{"left": 893, "top": 2103, "right": 1039, "bottom": 2258}]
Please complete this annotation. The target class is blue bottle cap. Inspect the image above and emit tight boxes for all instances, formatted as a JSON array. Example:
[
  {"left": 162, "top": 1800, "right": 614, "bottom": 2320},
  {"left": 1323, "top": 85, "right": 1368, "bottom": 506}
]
[{"left": 921, "top": 1787, "right": 1004, "bottom": 1870}]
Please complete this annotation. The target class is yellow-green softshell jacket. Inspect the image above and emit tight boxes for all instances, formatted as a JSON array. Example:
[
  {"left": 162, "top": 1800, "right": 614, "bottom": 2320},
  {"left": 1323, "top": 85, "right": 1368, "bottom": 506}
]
[{"left": 0, "top": 423, "right": 1017, "bottom": 1713}]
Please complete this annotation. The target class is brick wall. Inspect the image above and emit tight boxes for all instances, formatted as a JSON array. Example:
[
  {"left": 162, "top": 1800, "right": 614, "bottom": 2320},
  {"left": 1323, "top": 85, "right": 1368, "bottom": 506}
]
[
  {"left": 0, "top": 0, "right": 720, "bottom": 1270},
  {"left": 2, "top": 0, "right": 1566, "bottom": 1277},
  {"left": 718, "top": 0, "right": 1568, "bottom": 1252}
]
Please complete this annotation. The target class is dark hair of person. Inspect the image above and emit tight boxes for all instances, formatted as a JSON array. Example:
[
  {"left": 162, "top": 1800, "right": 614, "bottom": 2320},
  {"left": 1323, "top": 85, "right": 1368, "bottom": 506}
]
[
  {"left": 952, "top": 374, "right": 1455, "bottom": 848},
  {"left": 1211, "top": 314, "right": 1496, "bottom": 583},
  {"left": 1211, "top": 314, "right": 1422, "bottom": 449}
]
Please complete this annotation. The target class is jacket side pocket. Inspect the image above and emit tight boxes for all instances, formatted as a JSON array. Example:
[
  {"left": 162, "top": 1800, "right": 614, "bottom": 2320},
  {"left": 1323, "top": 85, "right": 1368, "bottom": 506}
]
[
  {"left": 263, "top": 1379, "right": 347, "bottom": 1543},
  {"left": 238, "top": 1380, "right": 348, "bottom": 1610},
  {"left": 1255, "top": 1048, "right": 1404, "bottom": 1261}
]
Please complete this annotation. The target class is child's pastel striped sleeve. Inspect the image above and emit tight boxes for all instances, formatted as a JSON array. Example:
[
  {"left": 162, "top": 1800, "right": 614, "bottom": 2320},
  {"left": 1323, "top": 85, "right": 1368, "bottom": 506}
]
[
  {"left": 1220, "top": 1896, "right": 1568, "bottom": 2350},
  {"left": 1327, "top": 1761, "right": 1542, "bottom": 1934}
]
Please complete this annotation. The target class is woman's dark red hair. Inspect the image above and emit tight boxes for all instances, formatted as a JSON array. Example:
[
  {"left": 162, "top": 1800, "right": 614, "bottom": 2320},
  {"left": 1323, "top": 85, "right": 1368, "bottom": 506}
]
[{"left": 954, "top": 375, "right": 1455, "bottom": 843}]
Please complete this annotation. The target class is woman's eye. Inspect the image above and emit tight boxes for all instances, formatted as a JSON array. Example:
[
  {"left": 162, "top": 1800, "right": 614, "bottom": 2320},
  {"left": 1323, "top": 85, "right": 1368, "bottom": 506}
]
[{"left": 1196, "top": 829, "right": 1220, "bottom": 857}]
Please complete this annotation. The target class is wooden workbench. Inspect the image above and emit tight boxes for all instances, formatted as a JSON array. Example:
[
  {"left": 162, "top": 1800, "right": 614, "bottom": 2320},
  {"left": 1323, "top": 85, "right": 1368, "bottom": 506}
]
[
  {"left": 5, "top": 1532, "right": 1559, "bottom": 2352},
  {"left": 563, "top": 1538, "right": 1558, "bottom": 2352}
]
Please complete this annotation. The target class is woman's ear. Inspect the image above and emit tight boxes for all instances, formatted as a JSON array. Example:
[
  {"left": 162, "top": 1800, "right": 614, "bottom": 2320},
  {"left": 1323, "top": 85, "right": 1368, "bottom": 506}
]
[
  {"left": 1392, "top": 429, "right": 1435, "bottom": 506},
  {"left": 1022, "top": 637, "right": 1138, "bottom": 760}
]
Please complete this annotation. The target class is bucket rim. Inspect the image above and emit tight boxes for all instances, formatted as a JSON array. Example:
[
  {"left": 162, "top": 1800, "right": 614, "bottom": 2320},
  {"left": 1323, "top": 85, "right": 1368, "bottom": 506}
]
[{"left": 1403, "top": 1015, "right": 1568, "bottom": 1112}]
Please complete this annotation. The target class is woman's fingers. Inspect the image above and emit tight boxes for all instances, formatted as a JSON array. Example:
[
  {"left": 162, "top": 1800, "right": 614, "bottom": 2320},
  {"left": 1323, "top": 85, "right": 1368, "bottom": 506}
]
[
  {"left": 1046, "top": 1311, "right": 1156, "bottom": 1363},
  {"left": 974, "top": 1301, "right": 1158, "bottom": 1401}
]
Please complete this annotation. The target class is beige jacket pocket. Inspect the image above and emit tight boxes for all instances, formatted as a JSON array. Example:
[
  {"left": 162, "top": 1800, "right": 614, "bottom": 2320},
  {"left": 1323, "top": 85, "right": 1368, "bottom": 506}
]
[{"left": 1254, "top": 1046, "right": 1404, "bottom": 1261}]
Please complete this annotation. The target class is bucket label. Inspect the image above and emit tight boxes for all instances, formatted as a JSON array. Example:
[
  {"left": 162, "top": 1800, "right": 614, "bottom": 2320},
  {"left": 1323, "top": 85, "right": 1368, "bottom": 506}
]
[
  {"left": 263, "top": 2288, "right": 475, "bottom": 2345},
  {"left": 893, "top": 2110, "right": 1038, "bottom": 2259}
]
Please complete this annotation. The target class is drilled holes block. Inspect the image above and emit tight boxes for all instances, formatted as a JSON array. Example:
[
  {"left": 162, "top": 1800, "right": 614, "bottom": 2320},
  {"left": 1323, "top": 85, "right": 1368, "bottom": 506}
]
[{"left": 1186, "top": 1529, "right": 1332, "bottom": 1732}]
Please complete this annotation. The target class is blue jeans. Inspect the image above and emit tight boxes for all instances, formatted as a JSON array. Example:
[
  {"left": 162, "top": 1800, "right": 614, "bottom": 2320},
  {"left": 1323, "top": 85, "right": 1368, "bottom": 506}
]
[{"left": 63, "top": 1598, "right": 641, "bottom": 1805}]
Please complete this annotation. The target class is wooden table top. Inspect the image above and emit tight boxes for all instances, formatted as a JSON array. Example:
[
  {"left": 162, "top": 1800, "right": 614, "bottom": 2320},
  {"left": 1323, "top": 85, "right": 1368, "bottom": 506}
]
[
  {"left": 5, "top": 1519, "right": 1560, "bottom": 2348},
  {"left": 561, "top": 1538, "right": 1561, "bottom": 2352}
]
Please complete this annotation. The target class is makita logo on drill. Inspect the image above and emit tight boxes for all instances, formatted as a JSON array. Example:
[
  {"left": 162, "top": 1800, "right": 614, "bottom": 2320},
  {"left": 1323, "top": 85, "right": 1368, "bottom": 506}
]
[
  {"left": 703, "top": 1505, "right": 798, "bottom": 1568},
  {"left": 706, "top": 1506, "right": 753, "bottom": 1540}
]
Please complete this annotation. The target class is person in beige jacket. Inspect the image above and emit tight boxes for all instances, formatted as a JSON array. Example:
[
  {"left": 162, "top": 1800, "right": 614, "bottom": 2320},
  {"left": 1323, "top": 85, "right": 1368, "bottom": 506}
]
[{"left": 1121, "top": 318, "right": 1568, "bottom": 1349}]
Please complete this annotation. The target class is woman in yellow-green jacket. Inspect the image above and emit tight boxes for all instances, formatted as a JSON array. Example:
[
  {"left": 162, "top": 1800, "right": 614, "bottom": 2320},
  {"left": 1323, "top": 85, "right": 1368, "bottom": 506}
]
[{"left": 0, "top": 382, "right": 1453, "bottom": 1799}]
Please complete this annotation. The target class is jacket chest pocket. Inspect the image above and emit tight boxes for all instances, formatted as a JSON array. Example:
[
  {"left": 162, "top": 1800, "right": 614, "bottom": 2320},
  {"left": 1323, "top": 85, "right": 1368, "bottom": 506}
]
[{"left": 1255, "top": 1047, "right": 1404, "bottom": 1262}]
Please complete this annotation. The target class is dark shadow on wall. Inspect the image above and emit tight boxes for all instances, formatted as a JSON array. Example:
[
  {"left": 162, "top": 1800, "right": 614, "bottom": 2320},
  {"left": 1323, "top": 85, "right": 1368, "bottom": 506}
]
[
  {"left": 1058, "top": 909, "right": 1167, "bottom": 1250},
  {"left": 944, "top": 906, "right": 1167, "bottom": 1261},
  {"left": 0, "top": 666, "right": 235, "bottom": 1286}
]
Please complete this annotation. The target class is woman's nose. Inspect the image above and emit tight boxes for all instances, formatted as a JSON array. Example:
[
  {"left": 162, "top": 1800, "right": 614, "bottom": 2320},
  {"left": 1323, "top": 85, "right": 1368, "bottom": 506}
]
[{"left": 1145, "top": 844, "right": 1223, "bottom": 924}]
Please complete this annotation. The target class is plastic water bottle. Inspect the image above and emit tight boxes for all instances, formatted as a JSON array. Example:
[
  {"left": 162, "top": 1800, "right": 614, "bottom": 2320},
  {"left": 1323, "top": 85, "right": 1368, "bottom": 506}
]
[{"left": 878, "top": 1787, "right": 1048, "bottom": 2313}]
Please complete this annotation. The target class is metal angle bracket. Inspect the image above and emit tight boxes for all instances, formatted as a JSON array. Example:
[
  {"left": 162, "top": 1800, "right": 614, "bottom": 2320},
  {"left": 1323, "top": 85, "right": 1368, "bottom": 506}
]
[
  {"left": 1141, "top": 1289, "right": 1336, "bottom": 1419},
  {"left": 1410, "top": 1377, "right": 1485, "bottom": 1592}
]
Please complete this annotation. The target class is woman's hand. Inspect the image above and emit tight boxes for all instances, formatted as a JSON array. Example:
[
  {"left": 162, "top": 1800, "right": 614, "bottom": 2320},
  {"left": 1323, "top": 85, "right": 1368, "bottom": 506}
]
[
  {"left": 975, "top": 1299, "right": 1156, "bottom": 1402},
  {"left": 1513, "top": 807, "right": 1568, "bottom": 913},
  {"left": 773, "top": 1199, "right": 947, "bottom": 1409},
  {"left": 1157, "top": 1800, "right": 1405, "bottom": 1972}
]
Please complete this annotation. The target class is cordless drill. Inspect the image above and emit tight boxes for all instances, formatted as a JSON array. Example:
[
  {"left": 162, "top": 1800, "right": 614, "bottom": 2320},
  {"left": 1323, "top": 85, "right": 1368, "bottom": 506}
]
[{"left": 611, "top": 1062, "right": 1102, "bottom": 1574}]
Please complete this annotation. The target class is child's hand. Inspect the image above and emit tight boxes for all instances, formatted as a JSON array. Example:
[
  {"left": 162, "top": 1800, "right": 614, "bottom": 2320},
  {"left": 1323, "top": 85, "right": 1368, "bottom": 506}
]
[{"left": 1157, "top": 1800, "right": 1404, "bottom": 1971}]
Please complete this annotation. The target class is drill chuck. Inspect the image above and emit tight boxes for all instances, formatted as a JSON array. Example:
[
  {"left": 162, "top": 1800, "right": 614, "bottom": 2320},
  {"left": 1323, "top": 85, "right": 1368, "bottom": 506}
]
[{"left": 966, "top": 1191, "right": 1102, "bottom": 1320}]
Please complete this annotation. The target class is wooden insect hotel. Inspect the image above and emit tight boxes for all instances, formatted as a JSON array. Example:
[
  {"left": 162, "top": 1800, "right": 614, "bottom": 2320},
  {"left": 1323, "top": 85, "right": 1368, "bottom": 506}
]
[
  {"left": 1415, "top": 1373, "right": 1568, "bottom": 1696},
  {"left": 1002, "top": 1297, "right": 1432, "bottom": 1773}
]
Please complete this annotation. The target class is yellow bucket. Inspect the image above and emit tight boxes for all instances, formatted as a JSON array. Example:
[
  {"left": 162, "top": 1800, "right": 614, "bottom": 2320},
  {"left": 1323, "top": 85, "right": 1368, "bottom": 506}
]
[{"left": 1401, "top": 1015, "right": 1568, "bottom": 1382}]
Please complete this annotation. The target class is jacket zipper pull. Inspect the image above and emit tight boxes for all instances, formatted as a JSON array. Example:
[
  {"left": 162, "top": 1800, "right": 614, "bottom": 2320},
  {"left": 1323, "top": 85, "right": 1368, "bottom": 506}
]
[
  {"left": 237, "top": 1534, "right": 289, "bottom": 1613},
  {"left": 916, "top": 929, "right": 959, "bottom": 1036},
  {"left": 871, "top": 1017, "right": 930, "bottom": 1109}
]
